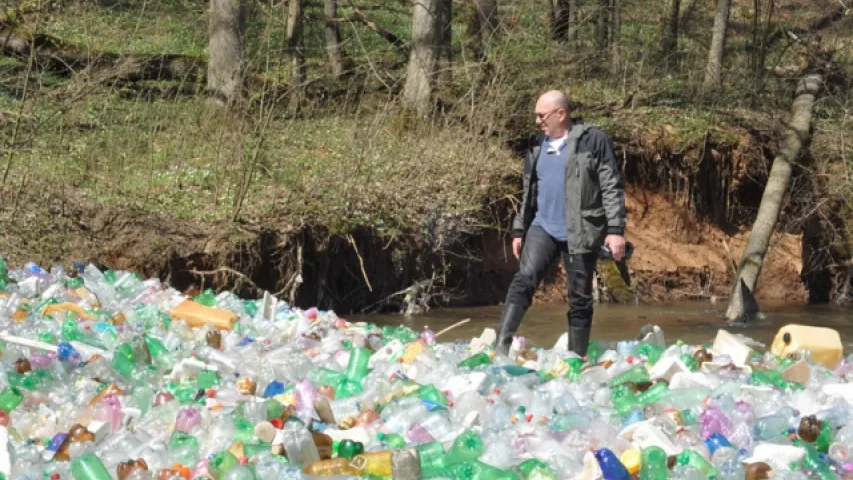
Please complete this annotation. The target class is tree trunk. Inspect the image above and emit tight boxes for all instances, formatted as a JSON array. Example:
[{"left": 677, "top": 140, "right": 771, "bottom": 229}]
[
  {"left": 751, "top": 0, "right": 774, "bottom": 100},
  {"left": 324, "top": 0, "right": 345, "bottom": 79},
  {"left": 286, "top": 0, "right": 306, "bottom": 113},
  {"left": 404, "top": 0, "right": 442, "bottom": 116},
  {"left": 438, "top": 0, "right": 453, "bottom": 84},
  {"left": 703, "top": 0, "right": 730, "bottom": 90},
  {"left": 596, "top": 0, "right": 609, "bottom": 52},
  {"left": 660, "top": 0, "right": 680, "bottom": 56},
  {"left": 207, "top": 0, "right": 244, "bottom": 104},
  {"left": 467, "top": 0, "right": 498, "bottom": 59},
  {"left": 551, "top": 0, "right": 571, "bottom": 41},
  {"left": 610, "top": 0, "right": 621, "bottom": 73},
  {"left": 568, "top": 0, "right": 578, "bottom": 43},
  {"left": 725, "top": 72, "right": 824, "bottom": 321}
]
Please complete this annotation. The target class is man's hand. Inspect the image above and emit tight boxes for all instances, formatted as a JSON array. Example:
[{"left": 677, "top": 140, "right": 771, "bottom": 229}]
[
  {"left": 604, "top": 234, "right": 626, "bottom": 261},
  {"left": 512, "top": 238, "right": 523, "bottom": 259}
]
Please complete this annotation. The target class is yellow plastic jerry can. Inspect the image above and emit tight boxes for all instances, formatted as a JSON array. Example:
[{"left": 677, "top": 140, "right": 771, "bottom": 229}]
[{"left": 770, "top": 324, "right": 843, "bottom": 369}]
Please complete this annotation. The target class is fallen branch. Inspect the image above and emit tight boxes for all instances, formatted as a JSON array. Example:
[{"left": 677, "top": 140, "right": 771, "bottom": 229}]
[
  {"left": 765, "top": 6, "right": 845, "bottom": 47},
  {"left": 1, "top": 27, "right": 206, "bottom": 82},
  {"left": 435, "top": 318, "right": 471, "bottom": 338},
  {"left": 188, "top": 267, "right": 260, "bottom": 292},
  {"left": 335, "top": 5, "right": 409, "bottom": 58}
]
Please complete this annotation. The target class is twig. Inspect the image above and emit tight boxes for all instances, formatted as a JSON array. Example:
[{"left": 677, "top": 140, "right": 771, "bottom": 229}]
[
  {"left": 188, "top": 267, "right": 260, "bottom": 290},
  {"left": 435, "top": 318, "right": 471, "bottom": 338},
  {"left": 346, "top": 233, "right": 373, "bottom": 292}
]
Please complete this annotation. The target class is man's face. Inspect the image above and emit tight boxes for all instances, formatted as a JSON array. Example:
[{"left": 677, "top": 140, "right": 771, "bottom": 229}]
[{"left": 534, "top": 100, "right": 565, "bottom": 138}]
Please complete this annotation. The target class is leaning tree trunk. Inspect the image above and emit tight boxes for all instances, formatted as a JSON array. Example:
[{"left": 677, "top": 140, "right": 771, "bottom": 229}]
[
  {"left": 324, "top": 0, "right": 345, "bottom": 79},
  {"left": 703, "top": 0, "right": 731, "bottom": 90},
  {"left": 725, "top": 70, "right": 825, "bottom": 321},
  {"left": 660, "top": 0, "right": 680, "bottom": 56},
  {"left": 403, "top": 0, "right": 442, "bottom": 116},
  {"left": 467, "top": 0, "right": 498, "bottom": 59},
  {"left": 207, "top": 0, "right": 245, "bottom": 104},
  {"left": 286, "top": 0, "right": 306, "bottom": 113}
]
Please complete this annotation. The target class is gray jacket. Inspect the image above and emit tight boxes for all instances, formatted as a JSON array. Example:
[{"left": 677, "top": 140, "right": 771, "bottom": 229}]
[{"left": 511, "top": 121, "right": 627, "bottom": 254}]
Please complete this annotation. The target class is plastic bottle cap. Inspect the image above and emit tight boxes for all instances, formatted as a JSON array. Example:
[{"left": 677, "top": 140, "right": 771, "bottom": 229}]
[{"left": 620, "top": 449, "right": 641, "bottom": 474}]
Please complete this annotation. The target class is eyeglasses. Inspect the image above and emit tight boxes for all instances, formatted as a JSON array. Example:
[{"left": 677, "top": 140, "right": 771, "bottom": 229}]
[{"left": 535, "top": 108, "right": 562, "bottom": 121}]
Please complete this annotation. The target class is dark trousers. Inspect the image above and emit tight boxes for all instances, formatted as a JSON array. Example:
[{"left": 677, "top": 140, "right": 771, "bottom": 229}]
[{"left": 505, "top": 224, "right": 598, "bottom": 328}]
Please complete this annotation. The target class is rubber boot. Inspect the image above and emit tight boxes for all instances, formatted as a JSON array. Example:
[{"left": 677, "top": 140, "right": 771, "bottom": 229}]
[
  {"left": 568, "top": 325, "right": 591, "bottom": 358},
  {"left": 496, "top": 304, "right": 525, "bottom": 356}
]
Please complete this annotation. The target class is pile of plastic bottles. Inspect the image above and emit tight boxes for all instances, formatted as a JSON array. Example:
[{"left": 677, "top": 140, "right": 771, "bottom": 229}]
[{"left": 1, "top": 257, "right": 853, "bottom": 480}]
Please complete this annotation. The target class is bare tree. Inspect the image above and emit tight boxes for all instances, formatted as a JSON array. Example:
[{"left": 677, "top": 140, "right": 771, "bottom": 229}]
[
  {"left": 467, "top": 0, "right": 498, "bottom": 59},
  {"left": 404, "top": 0, "right": 444, "bottom": 116},
  {"left": 438, "top": 0, "right": 453, "bottom": 84},
  {"left": 596, "top": 0, "right": 609, "bottom": 53},
  {"left": 751, "top": 0, "right": 774, "bottom": 98},
  {"left": 207, "top": 0, "right": 245, "bottom": 104},
  {"left": 324, "top": 0, "right": 345, "bottom": 79},
  {"left": 660, "top": 0, "right": 680, "bottom": 56},
  {"left": 551, "top": 0, "right": 571, "bottom": 41},
  {"left": 610, "top": 0, "right": 621, "bottom": 73},
  {"left": 703, "top": 0, "right": 731, "bottom": 90},
  {"left": 286, "top": 0, "right": 306, "bottom": 112},
  {"left": 725, "top": 38, "right": 830, "bottom": 321}
]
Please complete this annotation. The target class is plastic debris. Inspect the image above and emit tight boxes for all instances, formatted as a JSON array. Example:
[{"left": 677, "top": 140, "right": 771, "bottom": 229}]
[{"left": 0, "top": 257, "right": 850, "bottom": 480}]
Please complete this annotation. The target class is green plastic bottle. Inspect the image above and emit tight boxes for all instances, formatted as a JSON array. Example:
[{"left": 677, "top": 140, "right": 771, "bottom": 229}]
[
  {"left": 446, "top": 430, "right": 484, "bottom": 465},
  {"left": 0, "top": 387, "right": 23, "bottom": 411},
  {"left": 677, "top": 449, "right": 716, "bottom": 478},
  {"left": 338, "top": 439, "right": 365, "bottom": 459},
  {"left": 209, "top": 451, "right": 239, "bottom": 479},
  {"left": 61, "top": 320, "right": 82, "bottom": 341},
  {"left": 752, "top": 370, "right": 787, "bottom": 389},
  {"left": 793, "top": 438, "right": 840, "bottom": 480},
  {"left": 0, "top": 257, "right": 8, "bottom": 291},
  {"left": 71, "top": 453, "right": 111, "bottom": 480},
  {"left": 637, "top": 343, "right": 664, "bottom": 365},
  {"left": 345, "top": 347, "right": 372, "bottom": 381},
  {"left": 417, "top": 384, "right": 449, "bottom": 406},
  {"left": 377, "top": 432, "right": 407, "bottom": 449},
  {"left": 264, "top": 399, "right": 284, "bottom": 420},
  {"left": 636, "top": 382, "right": 669, "bottom": 405},
  {"left": 610, "top": 385, "right": 639, "bottom": 416},
  {"left": 194, "top": 288, "right": 217, "bottom": 307},
  {"left": 816, "top": 421, "right": 834, "bottom": 453},
  {"left": 609, "top": 364, "right": 650, "bottom": 387},
  {"left": 417, "top": 441, "right": 447, "bottom": 478},
  {"left": 586, "top": 340, "right": 603, "bottom": 364},
  {"left": 111, "top": 343, "right": 137, "bottom": 380},
  {"left": 169, "top": 431, "right": 200, "bottom": 451},
  {"left": 639, "top": 447, "right": 668, "bottom": 480},
  {"left": 457, "top": 352, "right": 492, "bottom": 369}
]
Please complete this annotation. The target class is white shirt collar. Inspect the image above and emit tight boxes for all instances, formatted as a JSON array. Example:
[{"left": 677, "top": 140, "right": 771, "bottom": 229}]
[{"left": 546, "top": 132, "right": 569, "bottom": 153}]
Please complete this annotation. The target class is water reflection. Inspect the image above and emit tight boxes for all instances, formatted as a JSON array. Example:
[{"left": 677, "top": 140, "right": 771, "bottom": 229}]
[{"left": 353, "top": 302, "right": 853, "bottom": 350}]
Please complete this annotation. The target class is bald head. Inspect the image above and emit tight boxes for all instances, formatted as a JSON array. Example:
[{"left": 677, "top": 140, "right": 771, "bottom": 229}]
[
  {"left": 538, "top": 90, "right": 570, "bottom": 111},
  {"left": 535, "top": 90, "right": 571, "bottom": 138}
]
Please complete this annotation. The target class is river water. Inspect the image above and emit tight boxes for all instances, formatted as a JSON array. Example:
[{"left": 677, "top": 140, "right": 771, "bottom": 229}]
[{"left": 356, "top": 301, "right": 853, "bottom": 351}]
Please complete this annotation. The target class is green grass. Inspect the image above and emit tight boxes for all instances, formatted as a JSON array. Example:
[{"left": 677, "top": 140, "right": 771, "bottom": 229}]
[{"left": 1, "top": 0, "right": 851, "bottom": 250}]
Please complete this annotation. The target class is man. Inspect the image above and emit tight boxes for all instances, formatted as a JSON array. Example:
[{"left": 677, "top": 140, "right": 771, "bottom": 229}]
[{"left": 496, "top": 90, "right": 627, "bottom": 357}]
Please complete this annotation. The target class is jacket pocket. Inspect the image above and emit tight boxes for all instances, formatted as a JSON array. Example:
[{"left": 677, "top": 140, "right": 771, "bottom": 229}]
[
  {"left": 577, "top": 152, "right": 600, "bottom": 209},
  {"left": 581, "top": 207, "right": 607, "bottom": 249}
]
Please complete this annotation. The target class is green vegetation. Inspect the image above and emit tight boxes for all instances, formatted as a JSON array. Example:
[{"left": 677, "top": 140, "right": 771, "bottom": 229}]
[{"left": 0, "top": 0, "right": 851, "bottom": 268}]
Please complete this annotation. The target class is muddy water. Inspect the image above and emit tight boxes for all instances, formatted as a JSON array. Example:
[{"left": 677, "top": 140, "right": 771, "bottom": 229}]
[{"left": 356, "top": 302, "right": 853, "bottom": 351}]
